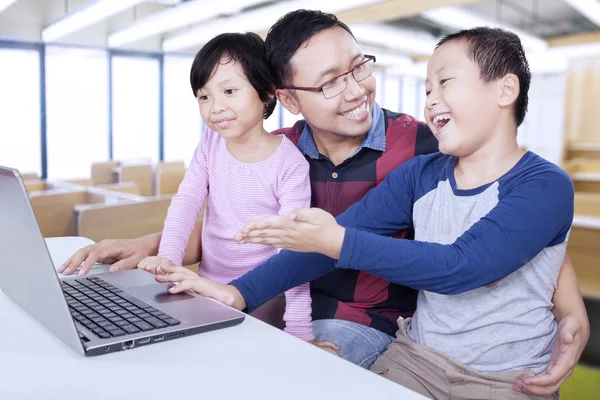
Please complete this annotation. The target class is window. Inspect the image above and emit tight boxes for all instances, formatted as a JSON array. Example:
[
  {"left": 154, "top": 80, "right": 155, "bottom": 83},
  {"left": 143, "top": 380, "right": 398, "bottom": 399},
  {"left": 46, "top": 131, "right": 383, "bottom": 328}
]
[
  {"left": 373, "top": 69, "right": 384, "bottom": 106},
  {"left": 111, "top": 55, "right": 160, "bottom": 163},
  {"left": 45, "top": 47, "right": 109, "bottom": 179},
  {"left": 382, "top": 75, "right": 401, "bottom": 112},
  {"left": 0, "top": 48, "right": 41, "bottom": 175},
  {"left": 163, "top": 55, "right": 201, "bottom": 165}
]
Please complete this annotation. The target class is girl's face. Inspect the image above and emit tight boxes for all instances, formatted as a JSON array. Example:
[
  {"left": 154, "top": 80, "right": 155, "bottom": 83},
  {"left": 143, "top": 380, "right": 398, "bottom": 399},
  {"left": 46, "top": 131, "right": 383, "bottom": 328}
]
[{"left": 196, "top": 58, "right": 267, "bottom": 140}]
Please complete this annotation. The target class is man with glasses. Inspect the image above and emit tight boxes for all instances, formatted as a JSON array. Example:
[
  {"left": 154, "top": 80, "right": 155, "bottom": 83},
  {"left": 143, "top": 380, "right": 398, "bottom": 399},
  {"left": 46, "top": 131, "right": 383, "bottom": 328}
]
[{"left": 62, "top": 10, "right": 586, "bottom": 394}]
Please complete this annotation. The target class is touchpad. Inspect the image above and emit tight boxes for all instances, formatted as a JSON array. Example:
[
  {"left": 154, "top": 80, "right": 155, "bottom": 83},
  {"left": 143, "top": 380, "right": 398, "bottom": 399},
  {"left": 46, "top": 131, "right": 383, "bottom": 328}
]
[{"left": 129, "top": 283, "right": 195, "bottom": 304}]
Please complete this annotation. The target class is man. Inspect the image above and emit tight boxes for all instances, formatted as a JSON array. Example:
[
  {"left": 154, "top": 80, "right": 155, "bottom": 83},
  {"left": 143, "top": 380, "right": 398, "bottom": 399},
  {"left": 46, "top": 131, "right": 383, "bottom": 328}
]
[{"left": 60, "top": 10, "right": 588, "bottom": 395}]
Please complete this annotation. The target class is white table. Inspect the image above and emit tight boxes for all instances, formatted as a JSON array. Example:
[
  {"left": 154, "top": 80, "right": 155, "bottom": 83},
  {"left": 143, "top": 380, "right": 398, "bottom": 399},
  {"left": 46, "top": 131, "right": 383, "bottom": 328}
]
[{"left": 0, "top": 237, "right": 424, "bottom": 400}]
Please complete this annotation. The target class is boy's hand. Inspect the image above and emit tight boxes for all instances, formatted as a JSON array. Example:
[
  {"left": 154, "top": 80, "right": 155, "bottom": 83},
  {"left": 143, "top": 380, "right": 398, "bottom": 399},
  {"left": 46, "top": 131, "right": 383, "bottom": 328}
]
[
  {"left": 514, "top": 315, "right": 584, "bottom": 395},
  {"left": 308, "top": 339, "right": 341, "bottom": 357},
  {"left": 138, "top": 256, "right": 175, "bottom": 275},
  {"left": 236, "top": 208, "right": 345, "bottom": 259},
  {"left": 155, "top": 265, "right": 246, "bottom": 310}
]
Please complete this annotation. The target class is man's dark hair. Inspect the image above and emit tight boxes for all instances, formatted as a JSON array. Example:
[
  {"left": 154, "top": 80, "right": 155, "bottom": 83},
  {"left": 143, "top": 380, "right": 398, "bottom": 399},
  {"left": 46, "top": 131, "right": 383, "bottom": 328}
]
[
  {"left": 265, "top": 9, "right": 355, "bottom": 89},
  {"left": 190, "top": 32, "right": 276, "bottom": 119},
  {"left": 437, "top": 27, "right": 531, "bottom": 127}
]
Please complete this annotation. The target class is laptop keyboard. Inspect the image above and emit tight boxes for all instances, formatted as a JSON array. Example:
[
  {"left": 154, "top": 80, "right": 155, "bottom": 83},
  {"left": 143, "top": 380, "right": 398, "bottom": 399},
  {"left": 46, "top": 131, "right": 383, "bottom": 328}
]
[{"left": 61, "top": 276, "right": 180, "bottom": 340}]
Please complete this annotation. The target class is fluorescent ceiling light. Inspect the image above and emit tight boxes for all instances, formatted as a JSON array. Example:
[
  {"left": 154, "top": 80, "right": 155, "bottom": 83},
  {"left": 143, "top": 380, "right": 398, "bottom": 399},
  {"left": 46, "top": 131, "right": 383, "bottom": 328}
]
[
  {"left": 351, "top": 24, "right": 438, "bottom": 56},
  {"left": 163, "top": 0, "right": 382, "bottom": 52},
  {"left": 564, "top": 0, "right": 600, "bottom": 26},
  {"left": 0, "top": 0, "right": 18, "bottom": 14},
  {"left": 43, "top": 0, "right": 145, "bottom": 42},
  {"left": 421, "top": 6, "right": 547, "bottom": 52},
  {"left": 109, "top": 0, "right": 265, "bottom": 48}
]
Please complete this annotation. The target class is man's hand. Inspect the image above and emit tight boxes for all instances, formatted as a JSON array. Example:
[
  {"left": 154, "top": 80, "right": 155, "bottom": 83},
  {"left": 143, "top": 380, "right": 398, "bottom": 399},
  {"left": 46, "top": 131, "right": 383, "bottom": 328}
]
[
  {"left": 58, "top": 237, "right": 156, "bottom": 276},
  {"left": 138, "top": 256, "right": 175, "bottom": 275},
  {"left": 155, "top": 265, "right": 246, "bottom": 310},
  {"left": 235, "top": 208, "right": 345, "bottom": 259},
  {"left": 308, "top": 339, "right": 341, "bottom": 357},
  {"left": 514, "top": 315, "right": 586, "bottom": 395}
]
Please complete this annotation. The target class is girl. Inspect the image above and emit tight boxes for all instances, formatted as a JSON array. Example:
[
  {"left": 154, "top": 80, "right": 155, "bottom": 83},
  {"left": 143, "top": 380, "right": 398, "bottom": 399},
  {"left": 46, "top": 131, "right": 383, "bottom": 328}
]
[{"left": 138, "top": 32, "right": 313, "bottom": 341}]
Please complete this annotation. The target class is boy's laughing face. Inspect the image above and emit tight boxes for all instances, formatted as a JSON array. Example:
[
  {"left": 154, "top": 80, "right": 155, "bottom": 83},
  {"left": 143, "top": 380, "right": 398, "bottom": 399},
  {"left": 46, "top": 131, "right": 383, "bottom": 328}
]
[{"left": 424, "top": 40, "right": 502, "bottom": 157}]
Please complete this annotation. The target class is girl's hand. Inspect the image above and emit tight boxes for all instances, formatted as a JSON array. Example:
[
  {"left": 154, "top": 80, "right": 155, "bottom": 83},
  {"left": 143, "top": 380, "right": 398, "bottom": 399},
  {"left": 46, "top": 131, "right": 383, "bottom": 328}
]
[
  {"left": 235, "top": 208, "right": 345, "bottom": 259},
  {"left": 156, "top": 265, "right": 246, "bottom": 310},
  {"left": 137, "top": 256, "right": 175, "bottom": 275}
]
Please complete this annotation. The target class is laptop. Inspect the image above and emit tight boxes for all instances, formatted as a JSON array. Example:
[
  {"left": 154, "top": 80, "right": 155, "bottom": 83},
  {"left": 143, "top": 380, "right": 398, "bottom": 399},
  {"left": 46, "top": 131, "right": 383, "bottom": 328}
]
[{"left": 0, "top": 166, "right": 245, "bottom": 356}]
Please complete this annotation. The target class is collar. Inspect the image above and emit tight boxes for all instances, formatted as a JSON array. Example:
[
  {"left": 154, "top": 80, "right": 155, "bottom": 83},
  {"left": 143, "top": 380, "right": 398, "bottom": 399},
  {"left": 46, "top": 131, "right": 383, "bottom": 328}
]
[{"left": 297, "top": 102, "right": 386, "bottom": 160}]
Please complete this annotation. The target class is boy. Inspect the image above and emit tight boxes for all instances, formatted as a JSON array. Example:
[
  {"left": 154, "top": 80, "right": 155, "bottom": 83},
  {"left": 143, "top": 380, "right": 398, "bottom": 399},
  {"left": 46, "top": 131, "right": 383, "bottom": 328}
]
[{"left": 161, "top": 27, "right": 573, "bottom": 399}]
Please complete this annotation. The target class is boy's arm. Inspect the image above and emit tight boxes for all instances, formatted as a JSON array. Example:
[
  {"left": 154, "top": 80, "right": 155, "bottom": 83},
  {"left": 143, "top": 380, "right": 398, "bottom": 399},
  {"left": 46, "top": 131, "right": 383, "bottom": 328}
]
[
  {"left": 277, "top": 159, "right": 314, "bottom": 341},
  {"left": 158, "top": 134, "right": 210, "bottom": 266},
  {"left": 230, "top": 158, "right": 419, "bottom": 311},
  {"left": 336, "top": 169, "right": 574, "bottom": 294}
]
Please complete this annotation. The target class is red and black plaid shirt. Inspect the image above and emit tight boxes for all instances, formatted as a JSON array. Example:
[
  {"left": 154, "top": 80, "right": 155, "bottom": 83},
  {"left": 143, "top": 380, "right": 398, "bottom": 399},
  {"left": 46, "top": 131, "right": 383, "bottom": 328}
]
[{"left": 275, "top": 105, "right": 439, "bottom": 336}]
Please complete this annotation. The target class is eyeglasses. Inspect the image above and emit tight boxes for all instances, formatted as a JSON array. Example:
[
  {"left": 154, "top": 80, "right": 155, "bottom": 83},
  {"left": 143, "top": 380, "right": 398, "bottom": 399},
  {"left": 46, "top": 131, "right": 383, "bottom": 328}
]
[{"left": 282, "top": 55, "right": 376, "bottom": 99}]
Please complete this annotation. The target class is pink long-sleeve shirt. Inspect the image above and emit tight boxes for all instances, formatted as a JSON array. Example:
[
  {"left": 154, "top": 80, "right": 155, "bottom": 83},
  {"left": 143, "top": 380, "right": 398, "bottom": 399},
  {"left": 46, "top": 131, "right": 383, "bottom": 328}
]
[{"left": 158, "top": 128, "right": 313, "bottom": 340}]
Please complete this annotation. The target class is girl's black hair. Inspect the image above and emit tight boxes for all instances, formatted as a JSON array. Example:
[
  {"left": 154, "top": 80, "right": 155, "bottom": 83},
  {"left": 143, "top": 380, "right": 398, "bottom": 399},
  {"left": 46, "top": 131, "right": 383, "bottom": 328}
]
[{"left": 190, "top": 32, "right": 277, "bottom": 119}]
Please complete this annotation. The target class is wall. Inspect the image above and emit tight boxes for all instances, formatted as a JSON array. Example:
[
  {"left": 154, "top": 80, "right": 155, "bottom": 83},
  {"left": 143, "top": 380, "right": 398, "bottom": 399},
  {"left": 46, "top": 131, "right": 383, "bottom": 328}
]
[{"left": 565, "top": 56, "right": 600, "bottom": 145}]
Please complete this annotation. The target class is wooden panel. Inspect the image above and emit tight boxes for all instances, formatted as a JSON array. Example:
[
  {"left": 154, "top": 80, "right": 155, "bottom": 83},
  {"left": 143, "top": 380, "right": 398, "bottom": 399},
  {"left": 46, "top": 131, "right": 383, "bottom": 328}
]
[
  {"left": 567, "top": 149, "right": 600, "bottom": 161},
  {"left": 77, "top": 197, "right": 173, "bottom": 242},
  {"left": 568, "top": 226, "right": 600, "bottom": 298},
  {"left": 24, "top": 180, "right": 49, "bottom": 193},
  {"left": 574, "top": 180, "right": 600, "bottom": 194},
  {"left": 20, "top": 172, "right": 39, "bottom": 180},
  {"left": 29, "top": 191, "right": 87, "bottom": 237},
  {"left": 91, "top": 161, "right": 120, "bottom": 185},
  {"left": 548, "top": 32, "right": 600, "bottom": 47},
  {"left": 336, "top": 0, "right": 481, "bottom": 24},
  {"left": 575, "top": 193, "right": 600, "bottom": 217},
  {"left": 157, "top": 169, "right": 186, "bottom": 195},
  {"left": 118, "top": 164, "right": 153, "bottom": 196},
  {"left": 64, "top": 178, "right": 92, "bottom": 186},
  {"left": 94, "top": 182, "right": 141, "bottom": 195},
  {"left": 565, "top": 57, "right": 600, "bottom": 146}
]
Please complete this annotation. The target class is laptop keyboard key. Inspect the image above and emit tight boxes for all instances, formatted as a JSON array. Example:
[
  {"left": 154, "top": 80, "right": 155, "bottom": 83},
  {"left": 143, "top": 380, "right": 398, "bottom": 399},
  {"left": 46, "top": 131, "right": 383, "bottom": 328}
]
[
  {"left": 144, "top": 317, "right": 168, "bottom": 329},
  {"left": 110, "top": 329, "right": 127, "bottom": 337},
  {"left": 163, "top": 318, "right": 181, "bottom": 326},
  {"left": 133, "top": 321, "right": 154, "bottom": 331},
  {"left": 122, "top": 325, "right": 141, "bottom": 334}
]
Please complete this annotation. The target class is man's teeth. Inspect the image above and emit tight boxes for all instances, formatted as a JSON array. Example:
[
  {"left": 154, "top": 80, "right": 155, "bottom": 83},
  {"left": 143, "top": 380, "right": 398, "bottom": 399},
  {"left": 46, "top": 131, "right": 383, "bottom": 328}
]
[
  {"left": 433, "top": 113, "right": 452, "bottom": 125},
  {"left": 343, "top": 102, "right": 367, "bottom": 118}
]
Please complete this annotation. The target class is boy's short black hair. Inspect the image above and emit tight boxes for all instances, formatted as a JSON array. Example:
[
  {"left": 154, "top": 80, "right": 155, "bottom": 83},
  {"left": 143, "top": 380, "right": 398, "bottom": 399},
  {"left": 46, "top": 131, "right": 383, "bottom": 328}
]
[
  {"left": 190, "top": 32, "right": 276, "bottom": 119},
  {"left": 265, "top": 9, "right": 355, "bottom": 89},
  {"left": 437, "top": 27, "right": 531, "bottom": 127}
]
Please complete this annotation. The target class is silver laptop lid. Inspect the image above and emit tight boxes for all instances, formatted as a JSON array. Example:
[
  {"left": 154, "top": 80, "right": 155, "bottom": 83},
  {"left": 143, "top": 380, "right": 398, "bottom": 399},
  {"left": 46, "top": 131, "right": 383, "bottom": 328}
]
[{"left": 0, "top": 166, "right": 84, "bottom": 355}]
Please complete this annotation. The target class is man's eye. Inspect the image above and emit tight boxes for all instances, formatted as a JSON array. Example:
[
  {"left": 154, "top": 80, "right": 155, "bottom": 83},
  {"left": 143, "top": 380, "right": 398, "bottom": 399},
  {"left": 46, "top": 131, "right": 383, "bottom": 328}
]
[
  {"left": 354, "top": 63, "right": 365, "bottom": 72},
  {"left": 323, "top": 78, "right": 341, "bottom": 88}
]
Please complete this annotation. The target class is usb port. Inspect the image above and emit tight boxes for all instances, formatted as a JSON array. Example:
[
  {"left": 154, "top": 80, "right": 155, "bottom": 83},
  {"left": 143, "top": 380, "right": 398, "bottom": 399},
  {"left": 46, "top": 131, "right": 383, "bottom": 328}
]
[
  {"left": 138, "top": 337, "right": 151, "bottom": 344},
  {"left": 154, "top": 335, "right": 165, "bottom": 342}
]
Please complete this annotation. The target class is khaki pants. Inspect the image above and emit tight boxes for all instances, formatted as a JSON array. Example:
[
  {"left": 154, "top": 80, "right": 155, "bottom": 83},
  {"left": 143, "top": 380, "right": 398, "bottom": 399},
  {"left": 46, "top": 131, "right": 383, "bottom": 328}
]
[{"left": 369, "top": 318, "right": 558, "bottom": 400}]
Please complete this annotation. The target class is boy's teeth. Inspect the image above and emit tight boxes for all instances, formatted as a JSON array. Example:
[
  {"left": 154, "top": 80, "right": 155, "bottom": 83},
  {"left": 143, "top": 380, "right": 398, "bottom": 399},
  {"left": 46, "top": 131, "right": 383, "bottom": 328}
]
[
  {"left": 433, "top": 113, "right": 452, "bottom": 125},
  {"left": 343, "top": 102, "right": 366, "bottom": 118}
]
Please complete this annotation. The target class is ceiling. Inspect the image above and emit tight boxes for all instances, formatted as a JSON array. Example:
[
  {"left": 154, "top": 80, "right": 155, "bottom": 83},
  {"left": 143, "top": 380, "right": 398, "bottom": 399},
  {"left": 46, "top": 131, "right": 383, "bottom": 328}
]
[{"left": 0, "top": 0, "right": 599, "bottom": 74}]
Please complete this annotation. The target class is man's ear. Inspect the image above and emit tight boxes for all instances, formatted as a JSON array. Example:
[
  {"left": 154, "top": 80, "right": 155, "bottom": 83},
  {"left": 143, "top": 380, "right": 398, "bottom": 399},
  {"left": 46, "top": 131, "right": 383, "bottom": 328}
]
[
  {"left": 498, "top": 73, "right": 520, "bottom": 109},
  {"left": 276, "top": 88, "right": 301, "bottom": 115}
]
